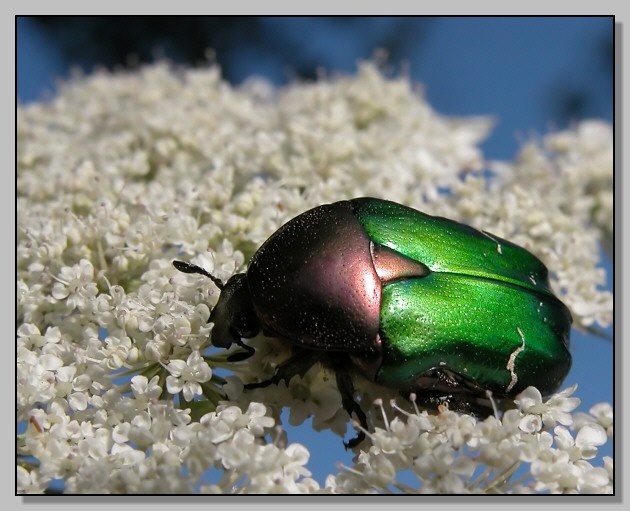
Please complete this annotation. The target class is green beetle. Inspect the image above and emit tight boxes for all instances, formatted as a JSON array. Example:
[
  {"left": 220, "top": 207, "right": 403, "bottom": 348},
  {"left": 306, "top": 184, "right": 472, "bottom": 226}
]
[{"left": 174, "top": 197, "right": 572, "bottom": 447}]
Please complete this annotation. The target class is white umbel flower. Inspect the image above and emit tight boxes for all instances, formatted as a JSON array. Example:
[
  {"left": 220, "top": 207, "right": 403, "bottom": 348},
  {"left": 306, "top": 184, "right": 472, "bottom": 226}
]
[
  {"left": 165, "top": 351, "right": 212, "bottom": 401},
  {"left": 17, "top": 61, "right": 612, "bottom": 494}
]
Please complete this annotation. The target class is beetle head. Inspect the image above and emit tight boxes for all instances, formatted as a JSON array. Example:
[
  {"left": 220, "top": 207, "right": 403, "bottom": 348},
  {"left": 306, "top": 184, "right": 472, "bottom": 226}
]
[
  {"left": 173, "top": 260, "right": 260, "bottom": 359},
  {"left": 208, "top": 272, "right": 261, "bottom": 350}
]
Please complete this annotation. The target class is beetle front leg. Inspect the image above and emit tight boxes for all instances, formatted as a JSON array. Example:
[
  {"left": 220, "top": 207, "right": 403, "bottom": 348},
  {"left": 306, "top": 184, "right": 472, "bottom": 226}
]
[
  {"left": 243, "top": 349, "right": 321, "bottom": 390},
  {"left": 226, "top": 339, "right": 256, "bottom": 362}
]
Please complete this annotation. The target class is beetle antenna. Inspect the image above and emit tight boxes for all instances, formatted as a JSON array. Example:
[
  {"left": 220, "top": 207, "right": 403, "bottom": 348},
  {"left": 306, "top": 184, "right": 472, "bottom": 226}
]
[{"left": 173, "top": 260, "right": 225, "bottom": 290}]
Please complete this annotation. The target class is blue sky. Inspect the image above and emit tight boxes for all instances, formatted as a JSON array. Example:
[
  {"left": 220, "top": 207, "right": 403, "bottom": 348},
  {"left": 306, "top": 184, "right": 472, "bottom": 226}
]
[{"left": 17, "top": 16, "right": 614, "bottom": 487}]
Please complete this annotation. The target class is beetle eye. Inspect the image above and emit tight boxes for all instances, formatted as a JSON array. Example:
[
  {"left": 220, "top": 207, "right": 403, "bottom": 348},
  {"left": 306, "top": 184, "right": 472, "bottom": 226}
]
[{"left": 370, "top": 242, "right": 431, "bottom": 284}]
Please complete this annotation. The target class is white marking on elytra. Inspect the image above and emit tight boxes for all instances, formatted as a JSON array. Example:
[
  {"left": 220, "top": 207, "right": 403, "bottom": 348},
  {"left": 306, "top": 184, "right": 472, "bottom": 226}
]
[
  {"left": 481, "top": 230, "right": 503, "bottom": 254},
  {"left": 506, "top": 327, "right": 526, "bottom": 393}
]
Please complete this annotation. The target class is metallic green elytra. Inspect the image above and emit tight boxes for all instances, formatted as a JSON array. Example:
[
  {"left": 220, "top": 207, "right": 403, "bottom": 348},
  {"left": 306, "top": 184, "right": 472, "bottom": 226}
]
[
  {"left": 174, "top": 197, "right": 572, "bottom": 448},
  {"left": 352, "top": 198, "right": 572, "bottom": 397}
]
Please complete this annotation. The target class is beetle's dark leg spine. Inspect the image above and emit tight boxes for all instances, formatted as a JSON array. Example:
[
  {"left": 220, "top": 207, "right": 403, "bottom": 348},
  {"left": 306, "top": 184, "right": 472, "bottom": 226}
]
[{"left": 334, "top": 369, "right": 367, "bottom": 449}]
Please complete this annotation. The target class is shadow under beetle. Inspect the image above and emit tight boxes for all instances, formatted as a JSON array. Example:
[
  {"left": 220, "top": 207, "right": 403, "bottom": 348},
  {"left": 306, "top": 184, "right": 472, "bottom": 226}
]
[{"left": 174, "top": 197, "right": 572, "bottom": 448}]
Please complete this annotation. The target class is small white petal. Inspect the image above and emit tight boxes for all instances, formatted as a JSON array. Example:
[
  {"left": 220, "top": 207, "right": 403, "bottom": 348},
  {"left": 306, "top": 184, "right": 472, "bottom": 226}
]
[{"left": 575, "top": 423, "right": 607, "bottom": 450}]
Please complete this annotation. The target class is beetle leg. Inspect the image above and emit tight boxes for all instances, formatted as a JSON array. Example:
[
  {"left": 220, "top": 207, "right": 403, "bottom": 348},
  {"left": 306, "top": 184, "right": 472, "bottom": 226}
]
[
  {"left": 334, "top": 369, "right": 368, "bottom": 449},
  {"left": 226, "top": 340, "right": 256, "bottom": 362},
  {"left": 245, "top": 349, "right": 368, "bottom": 449},
  {"left": 400, "top": 368, "right": 499, "bottom": 418},
  {"left": 243, "top": 349, "right": 320, "bottom": 389}
]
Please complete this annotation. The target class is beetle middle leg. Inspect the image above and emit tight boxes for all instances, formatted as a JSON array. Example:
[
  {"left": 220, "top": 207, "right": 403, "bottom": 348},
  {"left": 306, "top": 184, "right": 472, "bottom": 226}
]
[
  {"left": 333, "top": 367, "right": 368, "bottom": 449},
  {"left": 244, "top": 349, "right": 368, "bottom": 449}
]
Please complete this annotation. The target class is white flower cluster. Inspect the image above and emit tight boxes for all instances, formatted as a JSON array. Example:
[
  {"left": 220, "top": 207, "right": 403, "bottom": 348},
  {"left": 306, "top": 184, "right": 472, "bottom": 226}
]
[
  {"left": 327, "top": 386, "right": 612, "bottom": 494},
  {"left": 17, "top": 61, "right": 612, "bottom": 494}
]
